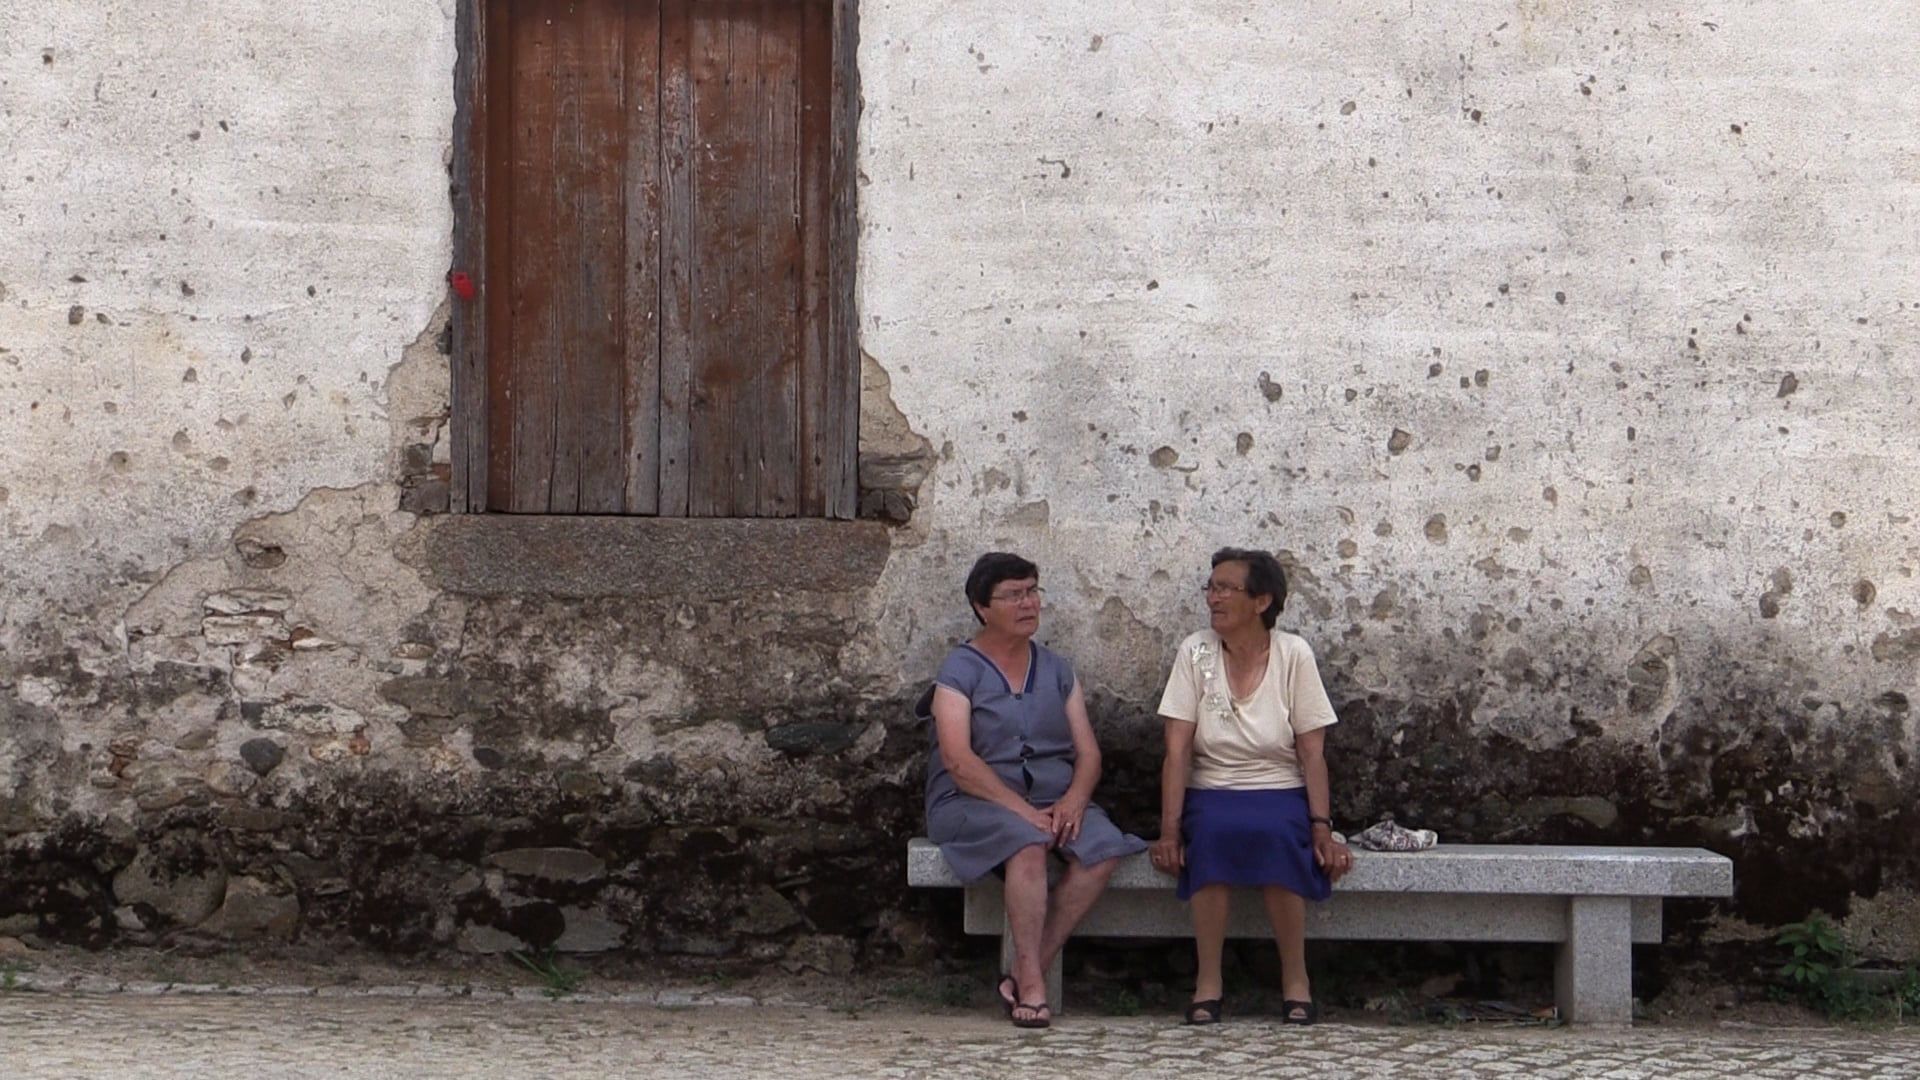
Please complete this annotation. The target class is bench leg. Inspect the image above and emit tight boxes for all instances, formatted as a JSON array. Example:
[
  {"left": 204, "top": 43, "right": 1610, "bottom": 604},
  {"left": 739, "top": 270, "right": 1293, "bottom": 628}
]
[
  {"left": 998, "top": 915, "right": 1065, "bottom": 1014},
  {"left": 1555, "top": 896, "right": 1634, "bottom": 1025}
]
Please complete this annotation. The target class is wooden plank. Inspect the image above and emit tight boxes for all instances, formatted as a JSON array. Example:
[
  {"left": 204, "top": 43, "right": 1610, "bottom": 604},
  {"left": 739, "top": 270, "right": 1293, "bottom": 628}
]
[
  {"left": 622, "top": 0, "right": 664, "bottom": 515},
  {"left": 827, "top": 0, "right": 861, "bottom": 518},
  {"left": 796, "top": 0, "right": 833, "bottom": 516},
  {"left": 687, "top": 4, "right": 761, "bottom": 516},
  {"left": 503, "top": 0, "right": 628, "bottom": 513},
  {"left": 753, "top": 0, "right": 802, "bottom": 517},
  {"left": 505, "top": 3, "right": 556, "bottom": 511},
  {"left": 483, "top": 0, "right": 517, "bottom": 511},
  {"left": 658, "top": 0, "right": 695, "bottom": 516},
  {"left": 562, "top": 0, "right": 631, "bottom": 514},
  {"left": 449, "top": 0, "right": 489, "bottom": 513}
]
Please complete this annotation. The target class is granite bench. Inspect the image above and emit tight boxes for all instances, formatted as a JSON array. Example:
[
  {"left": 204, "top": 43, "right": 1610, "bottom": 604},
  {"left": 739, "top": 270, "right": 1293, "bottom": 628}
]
[{"left": 906, "top": 837, "right": 1733, "bottom": 1024}]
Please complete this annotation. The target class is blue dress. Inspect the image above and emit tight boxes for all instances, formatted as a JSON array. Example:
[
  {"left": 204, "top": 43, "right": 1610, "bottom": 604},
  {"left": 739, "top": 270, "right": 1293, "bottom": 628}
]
[{"left": 920, "top": 641, "right": 1146, "bottom": 883}]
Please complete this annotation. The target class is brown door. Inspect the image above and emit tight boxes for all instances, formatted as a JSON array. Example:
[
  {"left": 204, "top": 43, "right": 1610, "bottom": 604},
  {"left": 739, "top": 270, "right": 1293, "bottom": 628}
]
[{"left": 451, "top": 0, "right": 857, "bottom": 517}]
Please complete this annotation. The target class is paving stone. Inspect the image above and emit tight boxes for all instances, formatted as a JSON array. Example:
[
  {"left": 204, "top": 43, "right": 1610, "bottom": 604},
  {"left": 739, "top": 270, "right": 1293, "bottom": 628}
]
[{"left": 1, "top": 994, "right": 1918, "bottom": 1079}]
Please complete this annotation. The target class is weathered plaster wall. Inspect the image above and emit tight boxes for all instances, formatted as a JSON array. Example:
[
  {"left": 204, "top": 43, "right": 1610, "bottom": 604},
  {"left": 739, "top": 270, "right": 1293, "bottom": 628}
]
[
  {"left": 856, "top": 1, "right": 1920, "bottom": 930},
  {"left": 0, "top": 3, "right": 454, "bottom": 611},
  {"left": 1, "top": 1, "right": 1916, "bottom": 963}
]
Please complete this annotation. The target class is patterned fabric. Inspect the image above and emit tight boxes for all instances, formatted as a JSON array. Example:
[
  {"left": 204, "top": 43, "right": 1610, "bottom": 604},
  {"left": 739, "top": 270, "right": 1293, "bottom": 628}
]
[{"left": 1350, "top": 814, "right": 1439, "bottom": 853}]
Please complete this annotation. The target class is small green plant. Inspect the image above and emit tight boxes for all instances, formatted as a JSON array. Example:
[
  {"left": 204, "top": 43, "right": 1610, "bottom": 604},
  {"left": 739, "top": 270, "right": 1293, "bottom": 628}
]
[
  {"left": 1099, "top": 986, "right": 1142, "bottom": 1017},
  {"left": 1889, "top": 968, "right": 1920, "bottom": 1014},
  {"left": 1, "top": 961, "right": 22, "bottom": 992},
  {"left": 509, "top": 949, "right": 585, "bottom": 999},
  {"left": 1774, "top": 915, "right": 1910, "bottom": 1022},
  {"left": 1778, "top": 915, "right": 1847, "bottom": 991}
]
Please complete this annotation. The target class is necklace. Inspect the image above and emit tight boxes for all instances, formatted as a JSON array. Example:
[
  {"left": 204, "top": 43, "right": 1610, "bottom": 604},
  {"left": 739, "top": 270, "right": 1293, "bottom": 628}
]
[{"left": 1220, "top": 635, "right": 1269, "bottom": 697}]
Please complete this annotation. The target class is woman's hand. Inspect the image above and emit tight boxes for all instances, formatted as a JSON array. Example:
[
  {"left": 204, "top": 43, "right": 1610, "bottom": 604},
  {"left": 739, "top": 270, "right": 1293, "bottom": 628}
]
[
  {"left": 1148, "top": 835, "right": 1183, "bottom": 876},
  {"left": 1017, "top": 802, "right": 1056, "bottom": 839},
  {"left": 1313, "top": 828, "right": 1355, "bottom": 883},
  {"left": 1048, "top": 792, "right": 1089, "bottom": 844}
]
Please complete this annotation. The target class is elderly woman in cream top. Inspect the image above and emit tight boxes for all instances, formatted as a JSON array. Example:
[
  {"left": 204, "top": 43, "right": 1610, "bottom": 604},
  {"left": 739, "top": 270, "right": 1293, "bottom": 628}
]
[{"left": 1149, "top": 547, "right": 1354, "bottom": 1026}]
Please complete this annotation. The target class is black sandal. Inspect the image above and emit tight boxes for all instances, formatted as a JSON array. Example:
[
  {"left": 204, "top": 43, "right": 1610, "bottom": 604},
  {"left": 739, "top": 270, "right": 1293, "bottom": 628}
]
[
  {"left": 1011, "top": 1000, "right": 1052, "bottom": 1029},
  {"left": 1281, "top": 999, "right": 1319, "bottom": 1025},
  {"left": 1183, "top": 998, "right": 1223, "bottom": 1025}
]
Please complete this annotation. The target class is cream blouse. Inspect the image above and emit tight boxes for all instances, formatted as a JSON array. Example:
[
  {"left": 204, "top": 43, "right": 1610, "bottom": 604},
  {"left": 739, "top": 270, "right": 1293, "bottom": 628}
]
[{"left": 1155, "top": 628, "right": 1338, "bottom": 790}]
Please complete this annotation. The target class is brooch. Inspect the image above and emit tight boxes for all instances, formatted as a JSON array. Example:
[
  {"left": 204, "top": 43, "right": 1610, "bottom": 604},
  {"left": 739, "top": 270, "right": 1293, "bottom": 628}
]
[{"left": 1191, "top": 639, "right": 1229, "bottom": 717}]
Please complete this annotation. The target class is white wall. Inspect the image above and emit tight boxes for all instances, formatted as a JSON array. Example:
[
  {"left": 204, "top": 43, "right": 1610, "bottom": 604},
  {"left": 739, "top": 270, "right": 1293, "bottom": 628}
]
[{"left": 856, "top": 2, "right": 1920, "bottom": 748}]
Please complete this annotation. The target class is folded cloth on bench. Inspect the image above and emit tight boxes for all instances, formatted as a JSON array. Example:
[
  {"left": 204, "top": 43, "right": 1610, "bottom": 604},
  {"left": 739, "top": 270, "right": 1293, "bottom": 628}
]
[{"left": 1351, "top": 815, "right": 1439, "bottom": 852}]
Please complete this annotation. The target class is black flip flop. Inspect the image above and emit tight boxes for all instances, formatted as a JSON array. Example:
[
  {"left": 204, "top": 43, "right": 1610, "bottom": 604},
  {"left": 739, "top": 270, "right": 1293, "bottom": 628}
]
[
  {"left": 1183, "top": 998, "right": 1223, "bottom": 1026},
  {"left": 1281, "top": 998, "right": 1319, "bottom": 1025},
  {"left": 1011, "top": 1000, "right": 1052, "bottom": 1029}
]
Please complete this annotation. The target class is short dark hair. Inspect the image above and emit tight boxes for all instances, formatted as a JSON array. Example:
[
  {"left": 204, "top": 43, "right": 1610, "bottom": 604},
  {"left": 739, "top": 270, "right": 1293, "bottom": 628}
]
[
  {"left": 964, "top": 552, "right": 1038, "bottom": 623},
  {"left": 1211, "top": 547, "right": 1287, "bottom": 629}
]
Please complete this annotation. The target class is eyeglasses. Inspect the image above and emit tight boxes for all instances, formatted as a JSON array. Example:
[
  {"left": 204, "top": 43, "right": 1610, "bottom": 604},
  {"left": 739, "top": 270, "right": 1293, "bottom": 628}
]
[
  {"left": 1201, "top": 581, "right": 1250, "bottom": 596},
  {"left": 990, "top": 586, "right": 1046, "bottom": 605}
]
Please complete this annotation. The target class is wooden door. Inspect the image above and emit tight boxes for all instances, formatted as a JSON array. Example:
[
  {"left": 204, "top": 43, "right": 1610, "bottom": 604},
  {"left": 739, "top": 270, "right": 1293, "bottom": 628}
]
[{"left": 450, "top": 0, "right": 858, "bottom": 517}]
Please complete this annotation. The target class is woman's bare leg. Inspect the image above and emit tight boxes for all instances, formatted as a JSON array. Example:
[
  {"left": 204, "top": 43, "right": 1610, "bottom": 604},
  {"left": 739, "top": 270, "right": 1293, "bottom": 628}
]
[
  {"left": 1260, "top": 885, "right": 1312, "bottom": 1007},
  {"left": 1002, "top": 845, "right": 1050, "bottom": 1006},
  {"left": 1189, "top": 883, "right": 1230, "bottom": 1001},
  {"left": 1038, "top": 856, "right": 1117, "bottom": 970}
]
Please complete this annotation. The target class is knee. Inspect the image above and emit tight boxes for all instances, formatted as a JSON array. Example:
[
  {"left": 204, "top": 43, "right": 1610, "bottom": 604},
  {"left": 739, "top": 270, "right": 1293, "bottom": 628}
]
[
  {"left": 1190, "top": 884, "right": 1230, "bottom": 909},
  {"left": 1004, "top": 844, "right": 1048, "bottom": 881}
]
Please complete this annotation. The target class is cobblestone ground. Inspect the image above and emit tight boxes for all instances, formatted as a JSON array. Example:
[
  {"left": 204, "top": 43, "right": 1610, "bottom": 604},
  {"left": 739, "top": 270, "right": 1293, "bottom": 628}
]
[{"left": 5, "top": 993, "right": 1919, "bottom": 1079}]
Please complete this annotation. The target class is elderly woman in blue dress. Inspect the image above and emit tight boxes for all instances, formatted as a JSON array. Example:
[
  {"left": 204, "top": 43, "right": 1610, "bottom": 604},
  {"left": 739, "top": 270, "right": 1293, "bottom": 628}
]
[
  {"left": 922, "top": 552, "right": 1147, "bottom": 1029},
  {"left": 1149, "top": 547, "right": 1355, "bottom": 1025}
]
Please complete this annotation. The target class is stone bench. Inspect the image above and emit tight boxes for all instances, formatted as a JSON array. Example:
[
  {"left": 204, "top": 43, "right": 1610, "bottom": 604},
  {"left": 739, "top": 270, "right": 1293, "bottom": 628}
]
[{"left": 906, "top": 837, "right": 1733, "bottom": 1024}]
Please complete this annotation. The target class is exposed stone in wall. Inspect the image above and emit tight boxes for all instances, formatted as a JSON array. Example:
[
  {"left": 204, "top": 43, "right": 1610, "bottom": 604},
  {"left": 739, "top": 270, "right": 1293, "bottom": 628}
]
[
  {"left": 2, "top": 454, "right": 916, "bottom": 955},
  {"left": 857, "top": 352, "right": 937, "bottom": 524},
  {"left": 390, "top": 308, "right": 455, "bottom": 516},
  {"left": 1843, "top": 887, "right": 1920, "bottom": 963}
]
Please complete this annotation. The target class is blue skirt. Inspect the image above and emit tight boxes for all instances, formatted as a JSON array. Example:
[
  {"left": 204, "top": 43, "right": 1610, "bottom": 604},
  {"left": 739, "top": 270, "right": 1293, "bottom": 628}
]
[{"left": 1178, "top": 787, "right": 1332, "bottom": 902}]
